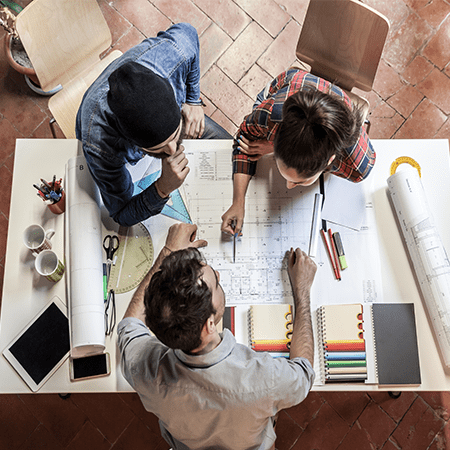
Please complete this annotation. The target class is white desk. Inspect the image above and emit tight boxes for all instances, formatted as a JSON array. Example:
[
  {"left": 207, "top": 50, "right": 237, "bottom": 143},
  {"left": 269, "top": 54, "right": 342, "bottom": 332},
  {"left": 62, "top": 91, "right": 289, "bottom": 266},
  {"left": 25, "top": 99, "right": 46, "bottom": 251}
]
[
  {"left": 1, "top": 138, "right": 450, "bottom": 393},
  {"left": 0, "top": 139, "right": 131, "bottom": 393}
]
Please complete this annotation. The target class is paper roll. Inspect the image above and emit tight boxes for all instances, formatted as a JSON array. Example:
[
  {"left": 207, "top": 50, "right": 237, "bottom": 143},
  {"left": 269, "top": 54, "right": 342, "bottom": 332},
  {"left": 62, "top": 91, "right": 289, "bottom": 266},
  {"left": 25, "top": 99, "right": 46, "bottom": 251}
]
[
  {"left": 66, "top": 156, "right": 105, "bottom": 357},
  {"left": 388, "top": 168, "right": 450, "bottom": 368}
]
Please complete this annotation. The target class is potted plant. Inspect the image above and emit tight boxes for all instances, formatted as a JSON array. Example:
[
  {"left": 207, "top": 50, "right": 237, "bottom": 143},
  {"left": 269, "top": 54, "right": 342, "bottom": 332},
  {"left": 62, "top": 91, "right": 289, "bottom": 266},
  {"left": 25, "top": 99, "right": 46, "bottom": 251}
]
[{"left": 1, "top": 5, "right": 61, "bottom": 95}]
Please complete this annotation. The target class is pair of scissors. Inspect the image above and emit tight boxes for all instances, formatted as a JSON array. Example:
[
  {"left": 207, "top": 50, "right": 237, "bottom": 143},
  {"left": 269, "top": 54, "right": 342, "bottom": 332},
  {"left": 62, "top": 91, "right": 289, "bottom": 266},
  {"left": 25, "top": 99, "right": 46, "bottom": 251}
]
[{"left": 103, "top": 235, "right": 119, "bottom": 283}]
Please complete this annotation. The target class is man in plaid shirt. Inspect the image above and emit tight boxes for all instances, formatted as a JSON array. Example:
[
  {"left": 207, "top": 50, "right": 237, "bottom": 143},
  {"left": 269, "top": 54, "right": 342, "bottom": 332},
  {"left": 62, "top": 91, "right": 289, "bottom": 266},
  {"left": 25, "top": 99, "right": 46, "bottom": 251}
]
[{"left": 221, "top": 68, "right": 375, "bottom": 236}]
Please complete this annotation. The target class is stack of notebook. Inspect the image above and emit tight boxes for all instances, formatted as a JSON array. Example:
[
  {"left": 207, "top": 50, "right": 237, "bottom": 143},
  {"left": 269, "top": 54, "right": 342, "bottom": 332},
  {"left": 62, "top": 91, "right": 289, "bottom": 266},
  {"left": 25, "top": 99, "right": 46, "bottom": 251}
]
[
  {"left": 317, "top": 303, "right": 367, "bottom": 383},
  {"left": 316, "top": 303, "right": 421, "bottom": 386}
]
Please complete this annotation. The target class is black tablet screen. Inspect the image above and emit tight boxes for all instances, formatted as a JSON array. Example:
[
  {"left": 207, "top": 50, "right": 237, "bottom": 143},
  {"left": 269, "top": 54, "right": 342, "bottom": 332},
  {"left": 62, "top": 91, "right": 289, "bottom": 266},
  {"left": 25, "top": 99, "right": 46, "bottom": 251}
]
[{"left": 9, "top": 302, "right": 70, "bottom": 385}]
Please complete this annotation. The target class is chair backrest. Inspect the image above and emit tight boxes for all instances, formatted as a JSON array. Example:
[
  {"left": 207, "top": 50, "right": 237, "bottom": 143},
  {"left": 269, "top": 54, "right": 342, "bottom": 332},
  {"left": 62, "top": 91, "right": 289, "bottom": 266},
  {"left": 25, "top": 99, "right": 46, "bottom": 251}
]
[
  {"left": 15, "top": 0, "right": 122, "bottom": 138},
  {"left": 296, "top": 0, "right": 389, "bottom": 92},
  {"left": 15, "top": 0, "right": 113, "bottom": 92}
]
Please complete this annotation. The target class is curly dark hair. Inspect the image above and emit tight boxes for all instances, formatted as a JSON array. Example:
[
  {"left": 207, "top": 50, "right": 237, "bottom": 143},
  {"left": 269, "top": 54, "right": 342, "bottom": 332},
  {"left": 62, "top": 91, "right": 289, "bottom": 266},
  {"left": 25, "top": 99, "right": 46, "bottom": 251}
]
[
  {"left": 273, "top": 88, "right": 363, "bottom": 177},
  {"left": 144, "top": 248, "right": 216, "bottom": 353}
]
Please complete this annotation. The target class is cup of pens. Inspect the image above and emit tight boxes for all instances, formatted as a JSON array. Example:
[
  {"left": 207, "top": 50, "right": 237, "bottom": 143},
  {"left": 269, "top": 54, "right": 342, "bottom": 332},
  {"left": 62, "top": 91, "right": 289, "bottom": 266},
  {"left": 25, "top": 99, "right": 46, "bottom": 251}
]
[{"left": 34, "top": 175, "right": 65, "bottom": 215}]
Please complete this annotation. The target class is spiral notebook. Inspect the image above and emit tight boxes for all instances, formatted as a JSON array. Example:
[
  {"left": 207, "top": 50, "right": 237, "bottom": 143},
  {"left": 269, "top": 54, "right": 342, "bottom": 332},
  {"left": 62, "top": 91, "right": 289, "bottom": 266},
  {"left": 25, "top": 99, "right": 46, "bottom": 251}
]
[
  {"left": 316, "top": 303, "right": 421, "bottom": 385},
  {"left": 317, "top": 303, "right": 367, "bottom": 383},
  {"left": 248, "top": 304, "right": 293, "bottom": 353},
  {"left": 369, "top": 303, "right": 421, "bottom": 386}
]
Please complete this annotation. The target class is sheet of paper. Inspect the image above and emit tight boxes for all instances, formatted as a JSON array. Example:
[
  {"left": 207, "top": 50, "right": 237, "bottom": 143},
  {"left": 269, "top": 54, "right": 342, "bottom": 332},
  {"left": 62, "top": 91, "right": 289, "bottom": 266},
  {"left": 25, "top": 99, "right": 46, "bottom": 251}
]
[{"left": 322, "top": 175, "right": 367, "bottom": 231}]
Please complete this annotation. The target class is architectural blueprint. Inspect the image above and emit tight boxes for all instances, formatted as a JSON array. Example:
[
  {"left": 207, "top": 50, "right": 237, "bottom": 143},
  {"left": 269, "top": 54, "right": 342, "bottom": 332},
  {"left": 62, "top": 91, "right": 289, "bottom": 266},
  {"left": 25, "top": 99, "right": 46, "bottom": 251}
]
[{"left": 127, "top": 141, "right": 383, "bottom": 307}]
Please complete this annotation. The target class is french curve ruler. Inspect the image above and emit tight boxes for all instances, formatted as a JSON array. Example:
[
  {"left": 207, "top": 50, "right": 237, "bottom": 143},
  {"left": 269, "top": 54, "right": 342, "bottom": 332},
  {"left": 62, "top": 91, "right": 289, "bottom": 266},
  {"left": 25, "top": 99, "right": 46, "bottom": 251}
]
[
  {"left": 389, "top": 156, "right": 421, "bottom": 177},
  {"left": 108, "top": 223, "right": 154, "bottom": 294}
]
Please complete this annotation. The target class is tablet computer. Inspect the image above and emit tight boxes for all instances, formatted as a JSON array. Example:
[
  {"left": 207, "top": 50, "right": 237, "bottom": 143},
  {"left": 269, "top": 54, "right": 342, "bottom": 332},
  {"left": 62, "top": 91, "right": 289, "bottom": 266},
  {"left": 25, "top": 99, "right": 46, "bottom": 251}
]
[{"left": 2, "top": 295, "right": 70, "bottom": 392}]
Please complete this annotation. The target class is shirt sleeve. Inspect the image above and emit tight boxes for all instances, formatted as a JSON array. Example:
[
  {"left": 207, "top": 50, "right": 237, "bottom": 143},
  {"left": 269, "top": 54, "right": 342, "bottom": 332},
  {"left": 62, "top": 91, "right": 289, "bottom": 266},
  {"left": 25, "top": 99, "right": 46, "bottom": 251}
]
[
  {"left": 329, "top": 126, "right": 376, "bottom": 182},
  {"left": 162, "top": 23, "right": 201, "bottom": 104},
  {"left": 118, "top": 317, "right": 168, "bottom": 387},
  {"left": 233, "top": 71, "right": 293, "bottom": 176},
  {"left": 270, "top": 357, "right": 315, "bottom": 411},
  {"left": 232, "top": 100, "right": 274, "bottom": 177},
  {"left": 82, "top": 143, "right": 169, "bottom": 227}
]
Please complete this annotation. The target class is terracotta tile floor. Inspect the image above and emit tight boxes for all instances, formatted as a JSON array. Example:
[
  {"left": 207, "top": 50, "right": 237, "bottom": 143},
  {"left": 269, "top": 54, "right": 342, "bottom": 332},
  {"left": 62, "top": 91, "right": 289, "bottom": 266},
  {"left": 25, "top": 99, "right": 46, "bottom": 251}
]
[{"left": 1, "top": 0, "right": 450, "bottom": 448}]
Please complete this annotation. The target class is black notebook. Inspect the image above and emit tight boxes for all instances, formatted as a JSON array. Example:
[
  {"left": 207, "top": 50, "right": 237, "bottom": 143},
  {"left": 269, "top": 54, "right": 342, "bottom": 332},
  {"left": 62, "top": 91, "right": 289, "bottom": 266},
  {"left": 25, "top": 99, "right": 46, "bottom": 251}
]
[{"left": 371, "top": 303, "right": 421, "bottom": 386}]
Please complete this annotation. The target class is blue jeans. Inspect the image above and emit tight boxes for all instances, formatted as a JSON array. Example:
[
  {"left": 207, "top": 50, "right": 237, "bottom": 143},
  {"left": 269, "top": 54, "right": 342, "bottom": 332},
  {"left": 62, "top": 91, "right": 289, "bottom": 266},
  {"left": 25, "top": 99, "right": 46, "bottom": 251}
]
[{"left": 202, "top": 115, "right": 233, "bottom": 139}]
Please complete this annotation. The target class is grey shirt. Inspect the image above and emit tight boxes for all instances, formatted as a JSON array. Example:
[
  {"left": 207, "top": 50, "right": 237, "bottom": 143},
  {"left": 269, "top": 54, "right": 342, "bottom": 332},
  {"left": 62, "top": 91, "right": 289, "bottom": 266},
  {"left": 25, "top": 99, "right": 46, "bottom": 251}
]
[{"left": 118, "top": 317, "right": 315, "bottom": 450}]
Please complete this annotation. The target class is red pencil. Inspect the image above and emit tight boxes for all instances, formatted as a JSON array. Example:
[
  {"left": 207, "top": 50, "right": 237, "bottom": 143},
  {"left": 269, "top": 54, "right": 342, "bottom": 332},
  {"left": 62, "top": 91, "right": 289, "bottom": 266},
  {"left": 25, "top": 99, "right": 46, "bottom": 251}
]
[
  {"left": 328, "top": 228, "right": 341, "bottom": 280},
  {"left": 320, "top": 229, "right": 341, "bottom": 281}
]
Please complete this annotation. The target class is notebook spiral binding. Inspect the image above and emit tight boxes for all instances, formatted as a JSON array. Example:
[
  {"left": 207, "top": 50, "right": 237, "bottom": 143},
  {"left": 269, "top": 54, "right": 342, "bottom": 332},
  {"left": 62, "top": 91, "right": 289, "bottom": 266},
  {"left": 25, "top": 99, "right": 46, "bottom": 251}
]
[
  {"left": 370, "top": 305, "right": 379, "bottom": 382},
  {"left": 316, "top": 306, "right": 326, "bottom": 384},
  {"left": 247, "top": 308, "right": 253, "bottom": 349}
]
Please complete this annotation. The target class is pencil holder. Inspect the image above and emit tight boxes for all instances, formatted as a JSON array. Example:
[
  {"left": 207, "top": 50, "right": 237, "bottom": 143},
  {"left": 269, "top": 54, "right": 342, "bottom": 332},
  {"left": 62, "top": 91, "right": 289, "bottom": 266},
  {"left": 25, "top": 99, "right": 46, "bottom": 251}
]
[{"left": 47, "top": 190, "right": 66, "bottom": 215}]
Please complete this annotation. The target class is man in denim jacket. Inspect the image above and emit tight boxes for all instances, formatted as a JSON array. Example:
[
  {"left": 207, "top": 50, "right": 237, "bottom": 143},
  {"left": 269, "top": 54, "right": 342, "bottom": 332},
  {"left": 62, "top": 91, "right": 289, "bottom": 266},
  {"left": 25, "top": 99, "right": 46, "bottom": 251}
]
[{"left": 76, "top": 23, "right": 231, "bottom": 226}]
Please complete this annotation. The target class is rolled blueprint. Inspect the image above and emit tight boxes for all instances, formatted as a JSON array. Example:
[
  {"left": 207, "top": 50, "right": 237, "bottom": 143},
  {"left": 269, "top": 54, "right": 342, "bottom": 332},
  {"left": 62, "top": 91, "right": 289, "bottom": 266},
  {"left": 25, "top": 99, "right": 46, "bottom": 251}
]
[
  {"left": 66, "top": 156, "right": 105, "bottom": 357},
  {"left": 388, "top": 168, "right": 450, "bottom": 368}
]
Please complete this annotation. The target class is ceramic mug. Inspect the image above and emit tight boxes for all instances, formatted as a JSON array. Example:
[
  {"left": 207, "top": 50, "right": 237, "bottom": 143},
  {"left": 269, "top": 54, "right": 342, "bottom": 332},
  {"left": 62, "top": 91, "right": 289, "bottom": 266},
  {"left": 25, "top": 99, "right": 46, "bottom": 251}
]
[
  {"left": 35, "top": 250, "right": 65, "bottom": 282},
  {"left": 23, "top": 224, "right": 55, "bottom": 256}
]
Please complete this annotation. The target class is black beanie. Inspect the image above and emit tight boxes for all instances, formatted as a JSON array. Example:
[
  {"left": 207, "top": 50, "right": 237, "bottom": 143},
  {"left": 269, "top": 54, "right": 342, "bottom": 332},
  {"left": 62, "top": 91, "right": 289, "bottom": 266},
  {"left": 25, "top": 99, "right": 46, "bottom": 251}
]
[{"left": 107, "top": 61, "right": 181, "bottom": 148}]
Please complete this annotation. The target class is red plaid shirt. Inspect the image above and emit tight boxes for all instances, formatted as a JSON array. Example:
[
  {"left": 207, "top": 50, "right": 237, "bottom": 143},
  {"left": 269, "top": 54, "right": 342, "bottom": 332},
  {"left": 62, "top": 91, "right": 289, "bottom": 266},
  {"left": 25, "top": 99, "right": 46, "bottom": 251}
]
[{"left": 233, "top": 69, "right": 375, "bottom": 183}]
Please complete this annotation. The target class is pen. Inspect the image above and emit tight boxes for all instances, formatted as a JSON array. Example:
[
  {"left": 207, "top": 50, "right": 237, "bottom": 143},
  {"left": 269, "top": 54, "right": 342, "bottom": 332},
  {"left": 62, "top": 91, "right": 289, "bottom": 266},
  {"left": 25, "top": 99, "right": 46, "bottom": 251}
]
[
  {"left": 319, "top": 174, "right": 327, "bottom": 232},
  {"left": 33, "top": 183, "right": 47, "bottom": 197},
  {"left": 328, "top": 228, "right": 341, "bottom": 279},
  {"left": 40, "top": 178, "right": 52, "bottom": 191},
  {"left": 332, "top": 232, "right": 348, "bottom": 270},
  {"left": 320, "top": 229, "right": 341, "bottom": 281},
  {"left": 103, "top": 263, "right": 107, "bottom": 302},
  {"left": 232, "top": 219, "right": 237, "bottom": 263}
]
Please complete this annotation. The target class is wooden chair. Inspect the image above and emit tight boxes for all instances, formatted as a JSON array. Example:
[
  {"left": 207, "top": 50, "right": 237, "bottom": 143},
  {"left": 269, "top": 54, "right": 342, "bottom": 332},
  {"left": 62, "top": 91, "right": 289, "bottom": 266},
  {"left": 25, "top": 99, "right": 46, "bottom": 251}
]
[
  {"left": 296, "top": 0, "right": 390, "bottom": 133},
  {"left": 15, "top": 0, "right": 122, "bottom": 138}
]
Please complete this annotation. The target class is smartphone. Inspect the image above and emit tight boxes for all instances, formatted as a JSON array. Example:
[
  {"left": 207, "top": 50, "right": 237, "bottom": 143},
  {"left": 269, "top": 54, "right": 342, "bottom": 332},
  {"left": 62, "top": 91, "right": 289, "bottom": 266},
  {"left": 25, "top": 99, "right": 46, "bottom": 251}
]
[{"left": 69, "top": 353, "right": 111, "bottom": 381}]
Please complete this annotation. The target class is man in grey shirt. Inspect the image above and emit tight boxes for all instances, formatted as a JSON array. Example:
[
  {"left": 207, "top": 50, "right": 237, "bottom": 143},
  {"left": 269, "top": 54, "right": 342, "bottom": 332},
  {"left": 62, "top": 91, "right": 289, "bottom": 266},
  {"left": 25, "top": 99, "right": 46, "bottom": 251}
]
[{"left": 118, "top": 223, "right": 316, "bottom": 449}]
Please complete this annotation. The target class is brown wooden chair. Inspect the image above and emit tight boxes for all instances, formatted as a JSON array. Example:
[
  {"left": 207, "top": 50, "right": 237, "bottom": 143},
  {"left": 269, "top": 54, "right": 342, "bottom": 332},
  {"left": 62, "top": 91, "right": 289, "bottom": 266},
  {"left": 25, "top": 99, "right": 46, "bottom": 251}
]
[
  {"left": 296, "top": 0, "right": 390, "bottom": 133},
  {"left": 15, "top": 0, "right": 122, "bottom": 138}
]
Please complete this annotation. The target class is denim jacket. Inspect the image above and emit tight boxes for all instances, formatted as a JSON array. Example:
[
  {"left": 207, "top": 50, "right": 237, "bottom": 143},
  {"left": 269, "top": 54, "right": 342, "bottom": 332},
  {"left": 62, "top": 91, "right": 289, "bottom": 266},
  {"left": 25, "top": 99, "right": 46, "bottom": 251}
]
[{"left": 76, "top": 23, "right": 202, "bottom": 226}]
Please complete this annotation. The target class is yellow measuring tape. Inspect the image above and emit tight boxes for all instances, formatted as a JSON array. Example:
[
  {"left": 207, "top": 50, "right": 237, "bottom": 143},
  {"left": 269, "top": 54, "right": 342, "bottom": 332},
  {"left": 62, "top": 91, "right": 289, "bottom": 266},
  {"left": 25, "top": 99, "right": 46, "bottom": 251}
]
[{"left": 390, "top": 156, "right": 421, "bottom": 177}]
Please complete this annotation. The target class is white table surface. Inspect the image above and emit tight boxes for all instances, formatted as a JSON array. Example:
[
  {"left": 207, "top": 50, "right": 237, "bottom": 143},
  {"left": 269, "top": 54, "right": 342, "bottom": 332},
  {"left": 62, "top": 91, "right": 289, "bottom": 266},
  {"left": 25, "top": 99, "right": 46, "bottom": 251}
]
[{"left": 1, "top": 138, "right": 450, "bottom": 393}]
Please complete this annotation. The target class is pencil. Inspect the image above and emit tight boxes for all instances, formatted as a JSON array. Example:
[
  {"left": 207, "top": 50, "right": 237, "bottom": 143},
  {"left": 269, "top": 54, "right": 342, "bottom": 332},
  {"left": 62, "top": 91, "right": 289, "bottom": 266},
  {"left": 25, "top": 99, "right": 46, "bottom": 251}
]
[
  {"left": 320, "top": 229, "right": 341, "bottom": 281},
  {"left": 231, "top": 219, "right": 237, "bottom": 263}
]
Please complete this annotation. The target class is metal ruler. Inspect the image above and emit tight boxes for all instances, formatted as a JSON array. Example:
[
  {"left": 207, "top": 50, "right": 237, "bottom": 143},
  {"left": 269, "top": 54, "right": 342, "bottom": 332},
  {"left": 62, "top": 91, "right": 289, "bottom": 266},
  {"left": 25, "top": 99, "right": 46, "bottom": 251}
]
[{"left": 108, "top": 223, "right": 154, "bottom": 294}]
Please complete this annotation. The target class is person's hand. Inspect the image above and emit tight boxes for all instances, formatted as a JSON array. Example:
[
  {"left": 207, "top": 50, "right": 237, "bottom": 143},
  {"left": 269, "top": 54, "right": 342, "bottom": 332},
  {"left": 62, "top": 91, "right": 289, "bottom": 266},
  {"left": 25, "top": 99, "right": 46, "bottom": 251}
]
[
  {"left": 236, "top": 135, "right": 274, "bottom": 161},
  {"left": 182, "top": 104, "right": 205, "bottom": 139},
  {"left": 287, "top": 248, "right": 317, "bottom": 301},
  {"left": 221, "top": 203, "right": 245, "bottom": 236},
  {"left": 155, "top": 146, "right": 189, "bottom": 198},
  {"left": 165, "top": 223, "right": 208, "bottom": 252}
]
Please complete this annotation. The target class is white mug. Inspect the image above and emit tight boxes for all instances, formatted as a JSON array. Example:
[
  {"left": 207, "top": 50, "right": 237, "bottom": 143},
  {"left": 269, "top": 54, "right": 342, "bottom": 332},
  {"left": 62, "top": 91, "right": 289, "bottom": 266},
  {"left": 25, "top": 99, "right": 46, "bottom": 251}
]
[
  {"left": 35, "top": 250, "right": 65, "bottom": 282},
  {"left": 23, "top": 224, "right": 55, "bottom": 257}
]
